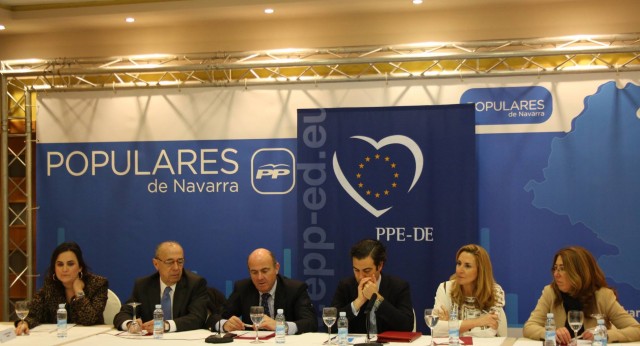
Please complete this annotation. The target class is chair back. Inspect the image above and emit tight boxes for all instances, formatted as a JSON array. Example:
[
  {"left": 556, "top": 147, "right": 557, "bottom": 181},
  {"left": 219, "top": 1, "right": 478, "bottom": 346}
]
[{"left": 103, "top": 289, "right": 122, "bottom": 324}]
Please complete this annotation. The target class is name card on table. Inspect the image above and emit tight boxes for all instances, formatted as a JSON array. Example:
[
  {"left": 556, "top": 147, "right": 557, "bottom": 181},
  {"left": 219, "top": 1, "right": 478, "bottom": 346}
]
[{"left": 0, "top": 328, "right": 16, "bottom": 343}]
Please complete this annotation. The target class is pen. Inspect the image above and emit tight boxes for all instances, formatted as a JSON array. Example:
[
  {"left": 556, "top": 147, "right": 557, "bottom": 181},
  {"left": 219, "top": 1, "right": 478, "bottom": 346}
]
[{"left": 323, "top": 336, "right": 338, "bottom": 344}]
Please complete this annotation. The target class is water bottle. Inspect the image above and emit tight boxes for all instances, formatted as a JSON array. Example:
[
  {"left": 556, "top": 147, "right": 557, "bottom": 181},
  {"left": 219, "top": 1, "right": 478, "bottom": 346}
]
[
  {"left": 338, "top": 311, "right": 349, "bottom": 346},
  {"left": 448, "top": 304, "right": 460, "bottom": 346},
  {"left": 275, "top": 308, "right": 286, "bottom": 343},
  {"left": 544, "top": 313, "right": 557, "bottom": 346},
  {"left": 592, "top": 319, "right": 607, "bottom": 346},
  {"left": 57, "top": 303, "right": 67, "bottom": 338},
  {"left": 153, "top": 304, "right": 164, "bottom": 339}
]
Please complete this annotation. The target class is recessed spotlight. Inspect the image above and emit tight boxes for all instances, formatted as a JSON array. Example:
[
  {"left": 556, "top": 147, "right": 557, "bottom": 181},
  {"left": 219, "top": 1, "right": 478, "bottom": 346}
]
[
  {"left": 0, "top": 25, "right": 5, "bottom": 30},
  {"left": 264, "top": 8, "right": 274, "bottom": 14},
  {"left": 413, "top": 0, "right": 423, "bottom": 4},
  {"left": 125, "top": 17, "right": 135, "bottom": 23}
]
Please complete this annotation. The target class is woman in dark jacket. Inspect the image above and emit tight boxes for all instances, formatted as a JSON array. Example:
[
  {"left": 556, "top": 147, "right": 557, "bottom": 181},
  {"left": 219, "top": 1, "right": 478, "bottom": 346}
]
[{"left": 15, "top": 241, "right": 108, "bottom": 335}]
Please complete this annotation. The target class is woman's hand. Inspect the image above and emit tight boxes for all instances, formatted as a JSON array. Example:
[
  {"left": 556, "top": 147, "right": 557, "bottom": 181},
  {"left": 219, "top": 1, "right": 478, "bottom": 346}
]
[
  {"left": 581, "top": 329, "right": 594, "bottom": 341},
  {"left": 15, "top": 320, "right": 30, "bottom": 336},
  {"left": 475, "top": 312, "right": 499, "bottom": 330},
  {"left": 437, "top": 305, "right": 450, "bottom": 321},
  {"left": 556, "top": 327, "right": 572, "bottom": 345},
  {"left": 72, "top": 275, "right": 85, "bottom": 294}
]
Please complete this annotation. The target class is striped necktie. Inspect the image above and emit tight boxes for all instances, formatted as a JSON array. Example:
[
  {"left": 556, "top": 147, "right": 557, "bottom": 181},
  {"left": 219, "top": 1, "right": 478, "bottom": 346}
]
[{"left": 261, "top": 293, "right": 271, "bottom": 318}]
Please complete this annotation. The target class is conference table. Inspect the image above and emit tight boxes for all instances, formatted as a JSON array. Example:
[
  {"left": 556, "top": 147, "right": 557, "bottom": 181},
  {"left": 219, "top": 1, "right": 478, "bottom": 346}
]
[
  {"left": 0, "top": 324, "right": 512, "bottom": 346},
  {"left": 2, "top": 325, "right": 640, "bottom": 346}
]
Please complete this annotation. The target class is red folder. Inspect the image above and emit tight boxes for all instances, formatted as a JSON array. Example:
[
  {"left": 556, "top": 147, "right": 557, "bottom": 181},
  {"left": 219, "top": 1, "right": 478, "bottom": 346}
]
[
  {"left": 460, "top": 336, "right": 473, "bottom": 345},
  {"left": 434, "top": 336, "right": 474, "bottom": 345},
  {"left": 376, "top": 331, "right": 422, "bottom": 343},
  {"left": 233, "top": 331, "right": 275, "bottom": 340}
]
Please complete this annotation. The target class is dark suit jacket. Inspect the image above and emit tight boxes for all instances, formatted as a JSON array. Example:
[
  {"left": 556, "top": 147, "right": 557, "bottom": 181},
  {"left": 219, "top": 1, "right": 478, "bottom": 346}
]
[
  {"left": 113, "top": 269, "right": 208, "bottom": 331},
  {"left": 206, "top": 286, "right": 227, "bottom": 316},
  {"left": 331, "top": 272, "right": 414, "bottom": 333},
  {"left": 210, "top": 275, "right": 317, "bottom": 334}
]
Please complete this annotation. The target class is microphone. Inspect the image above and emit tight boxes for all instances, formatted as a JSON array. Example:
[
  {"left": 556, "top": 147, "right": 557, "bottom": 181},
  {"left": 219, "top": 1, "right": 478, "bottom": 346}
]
[
  {"left": 206, "top": 308, "right": 234, "bottom": 344},
  {"left": 355, "top": 293, "right": 383, "bottom": 346}
]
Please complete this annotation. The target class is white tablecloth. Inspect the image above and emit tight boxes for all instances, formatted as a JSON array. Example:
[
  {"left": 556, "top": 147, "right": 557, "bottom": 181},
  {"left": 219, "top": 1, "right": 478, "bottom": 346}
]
[
  {"left": 0, "top": 324, "right": 113, "bottom": 345},
  {"left": 66, "top": 331, "right": 511, "bottom": 346},
  {"left": 4, "top": 326, "right": 639, "bottom": 346}
]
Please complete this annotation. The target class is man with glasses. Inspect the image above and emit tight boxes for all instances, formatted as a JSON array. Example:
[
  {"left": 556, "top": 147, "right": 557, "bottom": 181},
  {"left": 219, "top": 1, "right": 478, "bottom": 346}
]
[{"left": 114, "top": 241, "right": 209, "bottom": 333}]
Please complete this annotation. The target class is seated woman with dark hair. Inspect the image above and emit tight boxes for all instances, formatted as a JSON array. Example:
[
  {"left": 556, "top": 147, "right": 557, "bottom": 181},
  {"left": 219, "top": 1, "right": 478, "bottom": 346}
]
[
  {"left": 15, "top": 241, "right": 108, "bottom": 335},
  {"left": 432, "top": 244, "right": 507, "bottom": 337},
  {"left": 524, "top": 246, "right": 640, "bottom": 343}
]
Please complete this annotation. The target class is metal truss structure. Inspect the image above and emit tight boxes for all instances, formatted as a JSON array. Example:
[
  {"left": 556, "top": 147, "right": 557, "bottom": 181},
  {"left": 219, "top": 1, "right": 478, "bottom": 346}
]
[
  {"left": 1, "top": 33, "right": 640, "bottom": 319},
  {"left": 2, "top": 33, "right": 640, "bottom": 91}
]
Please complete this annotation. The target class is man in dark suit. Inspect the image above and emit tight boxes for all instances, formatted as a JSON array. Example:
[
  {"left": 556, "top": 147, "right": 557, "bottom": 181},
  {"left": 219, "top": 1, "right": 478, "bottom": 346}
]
[
  {"left": 331, "top": 239, "right": 414, "bottom": 334},
  {"left": 113, "top": 241, "right": 208, "bottom": 333},
  {"left": 210, "top": 248, "right": 317, "bottom": 334}
]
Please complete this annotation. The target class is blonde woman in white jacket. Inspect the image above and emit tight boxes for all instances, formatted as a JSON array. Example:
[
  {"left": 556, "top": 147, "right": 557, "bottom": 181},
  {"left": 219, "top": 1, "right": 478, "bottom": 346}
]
[{"left": 431, "top": 244, "right": 507, "bottom": 337}]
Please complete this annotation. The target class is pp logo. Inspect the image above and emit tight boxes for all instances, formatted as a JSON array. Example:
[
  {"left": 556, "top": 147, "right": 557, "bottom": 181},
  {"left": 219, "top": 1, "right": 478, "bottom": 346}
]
[{"left": 251, "top": 148, "right": 296, "bottom": 195}]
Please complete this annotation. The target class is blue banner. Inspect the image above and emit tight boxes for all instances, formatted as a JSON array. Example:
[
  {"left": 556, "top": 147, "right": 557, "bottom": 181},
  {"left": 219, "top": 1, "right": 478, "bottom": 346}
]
[
  {"left": 296, "top": 104, "right": 478, "bottom": 327},
  {"left": 36, "top": 139, "right": 298, "bottom": 301},
  {"left": 462, "top": 86, "right": 552, "bottom": 125}
]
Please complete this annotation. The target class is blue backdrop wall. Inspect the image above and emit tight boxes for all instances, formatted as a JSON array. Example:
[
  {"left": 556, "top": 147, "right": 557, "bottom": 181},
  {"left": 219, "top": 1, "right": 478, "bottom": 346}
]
[{"left": 35, "top": 73, "right": 640, "bottom": 331}]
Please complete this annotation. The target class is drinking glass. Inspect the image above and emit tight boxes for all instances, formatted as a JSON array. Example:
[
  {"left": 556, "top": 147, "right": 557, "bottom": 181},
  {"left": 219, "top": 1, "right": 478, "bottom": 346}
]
[
  {"left": 250, "top": 306, "right": 264, "bottom": 344},
  {"left": 322, "top": 307, "right": 338, "bottom": 345},
  {"left": 15, "top": 300, "right": 30, "bottom": 335},
  {"left": 567, "top": 310, "right": 584, "bottom": 345},
  {"left": 127, "top": 302, "right": 142, "bottom": 335},
  {"left": 424, "top": 308, "right": 439, "bottom": 346}
]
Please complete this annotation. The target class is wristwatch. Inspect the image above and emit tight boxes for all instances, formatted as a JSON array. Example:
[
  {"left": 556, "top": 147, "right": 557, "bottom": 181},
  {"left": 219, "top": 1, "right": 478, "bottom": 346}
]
[{"left": 373, "top": 296, "right": 384, "bottom": 310}]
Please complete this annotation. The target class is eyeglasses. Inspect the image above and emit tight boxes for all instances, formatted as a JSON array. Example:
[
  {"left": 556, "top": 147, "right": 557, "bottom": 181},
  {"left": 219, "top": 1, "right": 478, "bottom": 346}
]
[
  {"left": 156, "top": 258, "right": 185, "bottom": 266},
  {"left": 551, "top": 265, "right": 565, "bottom": 273}
]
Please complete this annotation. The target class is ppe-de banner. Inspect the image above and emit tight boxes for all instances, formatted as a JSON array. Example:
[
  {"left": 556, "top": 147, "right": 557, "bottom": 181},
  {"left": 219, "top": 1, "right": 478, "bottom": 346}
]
[{"left": 296, "top": 105, "right": 477, "bottom": 318}]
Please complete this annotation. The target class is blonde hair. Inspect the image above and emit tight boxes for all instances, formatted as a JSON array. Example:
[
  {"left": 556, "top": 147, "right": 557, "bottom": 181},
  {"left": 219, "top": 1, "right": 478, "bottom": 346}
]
[{"left": 450, "top": 244, "right": 497, "bottom": 310}]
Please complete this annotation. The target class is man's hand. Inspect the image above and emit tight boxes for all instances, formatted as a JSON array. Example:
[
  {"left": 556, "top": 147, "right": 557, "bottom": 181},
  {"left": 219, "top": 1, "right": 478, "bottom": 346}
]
[
  {"left": 260, "top": 315, "right": 275, "bottom": 331},
  {"left": 223, "top": 316, "right": 245, "bottom": 332},
  {"left": 140, "top": 319, "right": 154, "bottom": 334},
  {"left": 361, "top": 277, "right": 379, "bottom": 300},
  {"left": 354, "top": 277, "right": 371, "bottom": 310}
]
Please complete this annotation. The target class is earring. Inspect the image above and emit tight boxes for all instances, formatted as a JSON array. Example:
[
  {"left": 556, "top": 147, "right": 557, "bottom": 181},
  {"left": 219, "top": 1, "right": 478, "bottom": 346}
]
[
  {"left": 52, "top": 273, "right": 57, "bottom": 281},
  {"left": 79, "top": 272, "right": 83, "bottom": 279}
]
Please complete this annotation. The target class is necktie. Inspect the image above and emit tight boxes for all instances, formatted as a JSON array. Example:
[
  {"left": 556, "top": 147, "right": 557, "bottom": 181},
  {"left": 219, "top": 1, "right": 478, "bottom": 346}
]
[
  {"left": 261, "top": 293, "right": 271, "bottom": 318},
  {"left": 369, "top": 302, "right": 378, "bottom": 335},
  {"left": 162, "top": 286, "right": 172, "bottom": 320}
]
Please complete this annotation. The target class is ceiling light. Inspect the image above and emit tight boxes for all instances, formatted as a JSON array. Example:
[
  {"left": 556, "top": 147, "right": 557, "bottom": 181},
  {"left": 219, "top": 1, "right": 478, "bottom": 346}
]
[
  {"left": 413, "top": 0, "right": 423, "bottom": 4},
  {"left": 0, "top": 25, "right": 5, "bottom": 30},
  {"left": 125, "top": 17, "right": 135, "bottom": 23},
  {"left": 264, "top": 8, "right": 274, "bottom": 14}
]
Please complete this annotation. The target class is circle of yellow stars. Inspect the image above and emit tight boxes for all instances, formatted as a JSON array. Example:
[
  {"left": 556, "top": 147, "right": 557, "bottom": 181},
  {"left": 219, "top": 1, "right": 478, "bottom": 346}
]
[{"left": 356, "top": 153, "right": 399, "bottom": 198}]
